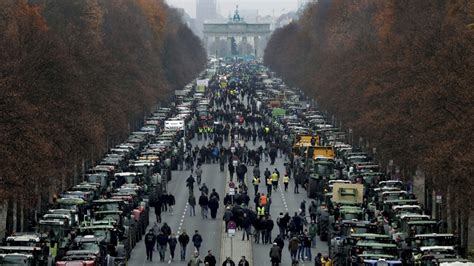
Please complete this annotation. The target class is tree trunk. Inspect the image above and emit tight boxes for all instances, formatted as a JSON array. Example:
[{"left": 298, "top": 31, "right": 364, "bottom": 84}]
[
  {"left": 12, "top": 200, "right": 17, "bottom": 233},
  {"left": 0, "top": 201, "right": 8, "bottom": 240}
]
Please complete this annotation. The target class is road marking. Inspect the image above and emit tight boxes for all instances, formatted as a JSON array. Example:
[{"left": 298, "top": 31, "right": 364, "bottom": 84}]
[
  {"left": 169, "top": 202, "right": 189, "bottom": 264},
  {"left": 278, "top": 183, "right": 289, "bottom": 212}
]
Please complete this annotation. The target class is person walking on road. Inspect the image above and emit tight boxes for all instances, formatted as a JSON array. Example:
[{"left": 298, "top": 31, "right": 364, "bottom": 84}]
[
  {"left": 188, "top": 251, "right": 203, "bottom": 266},
  {"left": 222, "top": 257, "right": 236, "bottom": 266},
  {"left": 168, "top": 233, "right": 178, "bottom": 261},
  {"left": 228, "top": 163, "right": 235, "bottom": 181},
  {"left": 210, "top": 188, "right": 220, "bottom": 201},
  {"left": 276, "top": 212, "right": 285, "bottom": 239},
  {"left": 301, "top": 231, "right": 312, "bottom": 261},
  {"left": 309, "top": 221, "right": 317, "bottom": 248},
  {"left": 168, "top": 193, "right": 176, "bottom": 214},
  {"left": 288, "top": 235, "right": 300, "bottom": 262},
  {"left": 187, "top": 175, "right": 196, "bottom": 193},
  {"left": 273, "top": 234, "right": 284, "bottom": 258},
  {"left": 271, "top": 170, "right": 279, "bottom": 191},
  {"left": 178, "top": 230, "right": 190, "bottom": 261},
  {"left": 144, "top": 229, "right": 156, "bottom": 262},
  {"left": 204, "top": 250, "right": 217, "bottom": 266},
  {"left": 269, "top": 243, "right": 282, "bottom": 266},
  {"left": 300, "top": 200, "right": 307, "bottom": 217},
  {"left": 152, "top": 221, "right": 160, "bottom": 238},
  {"left": 309, "top": 201, "right": 318, "bottom": 223},
  {"left": 195, "top": 165, "right": 203, "bottom": 185},
  {"left": 188, "top": 193, "right": 196, "bottom": 216},
  {"left": 200, "top": 182, "right": 209, "bottom": 196},
  {"left": 252, "top": 175, "right": 260, "bottom": 195},
  {"left": 161, "top": 193, "right": 169, "bottom": 212},
  {"left": 154, "top": 200, "right": 162, "bottom": 223},
  {"left": 192, "top": 230, "right": 203, "bottom": 255},
  {"left": 238, "top": 256, "right": 249, "bottom": 266},
  {"left": 266, "top": 175, "right": 273, "bottom": 196},
  {"left": 241, "top": 213, "right": 251, "bottom": 241},
  {"left": 209, "top": 195, "right": 219, "bottom": 219},
  {"left": 293, "top": 177, "right": 300, "bottom": 194},
  {"left": 265, "top": 215, "right": 274, "bottom": 245},
  {"left": 199, "top": 193, "right": 209, "bottom": 219},
  {"left": 283, "top": 173, "right": 289, "bottom": 192},
  {"left": 156, "top": 231, "right": 168, "bottom": 262},
  {"left": 161, "top": 222, "right": 171, "bottom": 237}
]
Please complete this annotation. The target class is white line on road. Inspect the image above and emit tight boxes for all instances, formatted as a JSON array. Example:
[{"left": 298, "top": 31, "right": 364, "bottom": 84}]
[
  {"left": 169, "top": 202, "right": 189, "bottom": 264},
  {"left": 278, "top": 183, "right": 289, "bottom": 212}
]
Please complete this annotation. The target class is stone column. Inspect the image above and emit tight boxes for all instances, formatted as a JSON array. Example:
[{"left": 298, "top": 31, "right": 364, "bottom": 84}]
[
  {"left": 241, "top": 36, "right": 248, "bottom": 55},
  {"left": 253, "top": 36, "right": 259, "bottom": 58},
  {"left": 214, "top": 36, "right": 220, "bottom": 57},
  {"left": 227, "top": 36, "right": 232, "bottom": 56}
]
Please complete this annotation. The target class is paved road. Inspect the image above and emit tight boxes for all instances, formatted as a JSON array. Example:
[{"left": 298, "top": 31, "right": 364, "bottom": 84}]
[
  {"left": 128, "top": 138, "right": 227, "bottom": 265},
  {"left": 128, "top": 137, "right": 329, "bottom": 265},
  {"left": 247, "top": 144, "right": 329, "bottom": 266},
  {"left": 128, "top": 94, "right": 328, "bottom": 264}
]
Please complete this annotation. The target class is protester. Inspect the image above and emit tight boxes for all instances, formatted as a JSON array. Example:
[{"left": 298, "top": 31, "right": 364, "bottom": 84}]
[
  {"left": 192, "top": 230, "right": 203, "bottom": 255},
  {"left": 168, "top": 233, "right": 177, "bottom": 261},
  {"left": 156, "top": 230, "right": 168, "bottom": 262},
  {"left": 222, "top": 257, "right": 236, "bottom": 266},
  {"left": 204, "top": 250, "right": 217, "bottom": 266},
  {"left": 269, "top": 243, "right": 281, "bottom": 266},
  {"left": 144, "top": 229, "right": 156, "bottom": 262},
  {"left": 188, "top": 251, "right": 203, "bottom": 266},
  {"left": 238, "top": 256, "right": 249, "bottom": 266},
  {"left": 178, "top": 230, "right": 190, "bottom": 261},
  {"left": 189, "top": 193, "right": 196, "bottom": 216}
]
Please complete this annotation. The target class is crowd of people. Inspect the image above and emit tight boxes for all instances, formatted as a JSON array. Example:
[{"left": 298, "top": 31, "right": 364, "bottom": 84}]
[{"left": 143, "top": 63, "right": 332, "bottom": 265}]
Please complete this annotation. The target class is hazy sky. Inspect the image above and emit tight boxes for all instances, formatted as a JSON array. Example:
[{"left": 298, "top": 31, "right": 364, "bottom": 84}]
[{"left": 165, "top": 0, "right": 298, "bottom": 18}]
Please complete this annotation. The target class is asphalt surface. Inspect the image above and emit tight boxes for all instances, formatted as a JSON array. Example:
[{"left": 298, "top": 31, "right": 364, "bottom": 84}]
[
  {"left": 128, "top": 94, "right": 329, "bottom": 265},
  {"left": 128, "top": 138, "right": 227, "bottom": 265},
  {"left": 250, "top": 148, "right": 329, "bottom": 266},
  {"left": 128, "top": 137, "right": 329, "bottom": 266}
]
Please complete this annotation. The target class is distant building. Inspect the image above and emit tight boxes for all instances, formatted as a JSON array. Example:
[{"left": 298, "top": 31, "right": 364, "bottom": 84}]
[
  {"left": 203, "top": 7, "right": 271, "bottom": 58},
  {"left": 174, "top": 8, "right": 199, "bottom": 36},
  {"left": 196, "top": 0, "right": 217, "bottom": 36}
]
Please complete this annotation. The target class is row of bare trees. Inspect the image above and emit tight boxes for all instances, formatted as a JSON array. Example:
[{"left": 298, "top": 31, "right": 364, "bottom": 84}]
[
  {"left": 0, "top": 0, "right": 206, "bottom": 232},
  {"left": 265, "top": 0, "right": 474, "bottom": 252}
]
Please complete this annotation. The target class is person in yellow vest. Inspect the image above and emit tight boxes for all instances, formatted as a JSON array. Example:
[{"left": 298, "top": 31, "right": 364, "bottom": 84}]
[
  {"left": 271, "top": 171, "right": 279, "bottom": 191},
  {"left": 266, "top": 176, "right": 273, "bottom": 196},
  {"left": 252, "top": 176, "right": 260, "bottom": 195},
  {"left": 49, "top": 241, "right": 58, "bottom": 258},
  {"left": 321, "top": 255, "right": 333, "bottom": 266},
  {"left": 256, "top": 204, "right": 266, "bottom": 218},
  {"left": 203, "top": 126, "right": 208, "bottom": 140},
  {"left": 283, "top": 174, "right": 289, "bottom": 192},
  {"left": 198, "top": 127, "right": 203, "bottom": 140}
]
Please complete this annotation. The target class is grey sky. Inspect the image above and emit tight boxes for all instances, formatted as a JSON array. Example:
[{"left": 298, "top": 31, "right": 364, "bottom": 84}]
[{"left": 165, "top": 0, "right": 298, "bottom": 18}]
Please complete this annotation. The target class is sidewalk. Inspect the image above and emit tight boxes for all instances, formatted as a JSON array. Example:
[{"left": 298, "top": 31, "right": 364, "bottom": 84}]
[{"left": 220, "top": 155, "right": 253, "bottom": 264}]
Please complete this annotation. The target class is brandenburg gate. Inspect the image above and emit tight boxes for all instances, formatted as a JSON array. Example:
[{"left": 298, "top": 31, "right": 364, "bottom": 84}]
[{"left": 203, "top": 8, "right": 271, "bottom": 58}]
